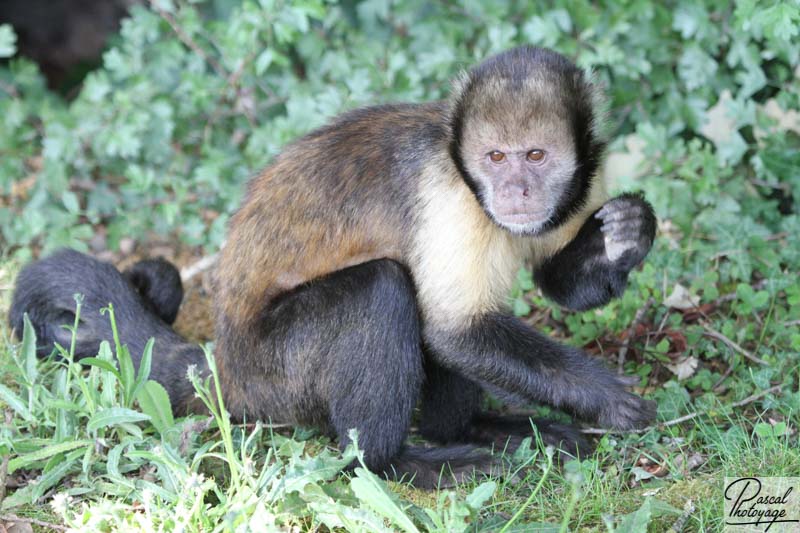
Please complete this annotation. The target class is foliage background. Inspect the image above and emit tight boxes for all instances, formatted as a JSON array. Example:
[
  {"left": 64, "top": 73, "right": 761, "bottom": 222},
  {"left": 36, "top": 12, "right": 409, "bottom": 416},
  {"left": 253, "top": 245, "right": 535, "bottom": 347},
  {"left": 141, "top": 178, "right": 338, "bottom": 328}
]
[
  {"left": 0, "top": 0, "right": 798, "bottom": 531},
  {"left": 2, "top": 0, "right": 797, "bottom": 259}
]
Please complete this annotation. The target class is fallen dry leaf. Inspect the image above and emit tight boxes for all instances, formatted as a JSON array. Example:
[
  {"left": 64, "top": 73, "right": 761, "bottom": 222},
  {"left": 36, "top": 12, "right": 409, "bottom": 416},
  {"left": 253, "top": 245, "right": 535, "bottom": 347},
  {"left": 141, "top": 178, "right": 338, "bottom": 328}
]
[
  {"left": 664, "top": 284, "right": 701, "bottom": 310},
  {"left": 3, "top": 520, "right": 34, "bottom": 533},
  {"left": 667, "top": 356, "right": 699, "bottom": 380}
]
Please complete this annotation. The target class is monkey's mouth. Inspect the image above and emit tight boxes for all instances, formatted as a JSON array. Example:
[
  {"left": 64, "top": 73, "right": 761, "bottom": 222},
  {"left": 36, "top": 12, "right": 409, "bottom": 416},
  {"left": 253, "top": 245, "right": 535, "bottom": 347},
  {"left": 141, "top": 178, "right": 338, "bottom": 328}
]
[
  {"left": 489, "top": 206, "right": 554, "bottom": 234},
  {"left": 494, "top": 210, "right": 550, "bottom": 225}
]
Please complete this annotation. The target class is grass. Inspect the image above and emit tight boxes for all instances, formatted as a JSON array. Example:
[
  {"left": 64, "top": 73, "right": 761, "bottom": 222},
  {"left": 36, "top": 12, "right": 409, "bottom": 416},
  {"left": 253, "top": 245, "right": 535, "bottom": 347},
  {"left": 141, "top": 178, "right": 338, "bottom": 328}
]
[{"left": 0, "top": 244, "right": 798, "bottom": 532}]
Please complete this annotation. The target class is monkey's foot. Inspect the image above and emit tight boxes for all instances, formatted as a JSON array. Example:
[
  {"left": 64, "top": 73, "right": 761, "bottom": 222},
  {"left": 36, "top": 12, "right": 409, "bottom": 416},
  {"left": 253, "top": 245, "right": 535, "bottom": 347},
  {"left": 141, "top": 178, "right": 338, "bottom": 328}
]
[
  {"left": 471, "top": 414, "right": 589, "bottom": 459},
  {"left": 382, "top": 445, "right": 499, "bottom": 489}
]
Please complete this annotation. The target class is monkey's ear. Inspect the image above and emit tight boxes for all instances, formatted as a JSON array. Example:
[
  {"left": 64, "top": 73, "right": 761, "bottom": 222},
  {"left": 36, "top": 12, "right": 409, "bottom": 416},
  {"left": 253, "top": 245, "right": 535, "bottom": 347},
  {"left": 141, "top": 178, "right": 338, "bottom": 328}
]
[
  {"left": 449, "top": 70, "right": 471, "bottom": 105},
  {"left": 579, "top": 69, "right": 611, "bottom": 140}
]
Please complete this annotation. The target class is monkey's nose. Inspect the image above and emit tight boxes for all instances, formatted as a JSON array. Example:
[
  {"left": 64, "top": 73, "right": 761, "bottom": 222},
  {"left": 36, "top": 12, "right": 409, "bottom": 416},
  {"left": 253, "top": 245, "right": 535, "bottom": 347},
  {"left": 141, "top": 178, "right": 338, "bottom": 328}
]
[{"left": 498, "top": 182, "right": 531, "bottom": 199}]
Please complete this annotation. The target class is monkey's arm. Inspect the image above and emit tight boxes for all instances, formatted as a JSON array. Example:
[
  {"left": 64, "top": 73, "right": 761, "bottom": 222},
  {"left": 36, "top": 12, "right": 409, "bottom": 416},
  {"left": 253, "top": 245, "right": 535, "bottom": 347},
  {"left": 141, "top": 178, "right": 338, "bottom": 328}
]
[
  {"left": 534, "top": 193, "right": 656, "bottom": 311},
  {"left": 426, "top": 314, "right": 656, "bottom": 430}
]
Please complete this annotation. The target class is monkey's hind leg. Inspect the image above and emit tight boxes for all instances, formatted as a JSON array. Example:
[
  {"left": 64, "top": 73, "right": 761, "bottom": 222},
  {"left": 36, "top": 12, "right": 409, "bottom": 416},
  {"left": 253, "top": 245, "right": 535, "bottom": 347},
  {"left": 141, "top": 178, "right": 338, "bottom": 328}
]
[
  {"left": 243, "top": 259, "right": 494, "bottom": 489},
  {"left": 419, "top": 362, "right": 588, "bottom": 457}
]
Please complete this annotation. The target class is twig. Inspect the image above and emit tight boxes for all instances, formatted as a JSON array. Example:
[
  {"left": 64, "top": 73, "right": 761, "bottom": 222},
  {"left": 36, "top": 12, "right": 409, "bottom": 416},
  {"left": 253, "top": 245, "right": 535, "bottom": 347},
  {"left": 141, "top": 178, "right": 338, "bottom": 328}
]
[
  {"left": 0, "top": 455, "right": 7, "bottom": 509},
  {"left": 149, "top": 1, "right": 227, "bottom": 79},
  {"left": 200, "top": 51, "right": 259, "bottom": 148},
  {"left": 0, "top": 410, "right": 12, "bottom": 508},
  {"left": 0, "top": 80, "right": 19, "bottom": 98},
  {"left": 764, "top": 232, "right": 788, "bottom": 242},
  {"left": 713, "top": 279, "right": 768, "bottom": 305},
  {"left": 180, "top": 253, "right": 219, "bottom": 282},
  {"left": 750, "top": 179, "right": 790, "bottom": 192},
  {"left": 617, "top": 297, "right": 655, "bottom": 374},
  {"left": 670, "top": 499, "right": 696, "bottom": 532},
  {"left": 711, "top": 364, "right": 735, "bottom": 392},
  {"left": 580, "top": 384, "right": 783, "bottom": 434},
  {"left": 700, "top": 321, "right": 767, "bottom": 366},
  {"left": 0, "top": 514, "right": 68, "bottom": 531}
]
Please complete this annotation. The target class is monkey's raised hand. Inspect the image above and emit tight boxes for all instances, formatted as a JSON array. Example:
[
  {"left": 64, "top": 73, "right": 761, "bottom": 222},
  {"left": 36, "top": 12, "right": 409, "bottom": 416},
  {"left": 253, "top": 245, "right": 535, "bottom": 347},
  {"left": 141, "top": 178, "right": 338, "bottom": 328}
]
[
  {"left": 595, "top": 193, "right": 656, "bottom": 270},
  {"left": 534, "top": 192, "right": 656, "bottom": 311}
]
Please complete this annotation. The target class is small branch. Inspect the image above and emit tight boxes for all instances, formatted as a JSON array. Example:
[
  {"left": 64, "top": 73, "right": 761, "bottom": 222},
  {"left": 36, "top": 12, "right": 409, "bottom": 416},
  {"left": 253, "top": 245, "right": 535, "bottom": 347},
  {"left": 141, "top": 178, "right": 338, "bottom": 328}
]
[
  {"left": 670, "top": 499, "right": 696, "bottom": 532},
  {"left": 180, "top": 253, "right": 219, "bottom": 282},
  {"left": 701, "top": 321, "right": 767, "bottom": 366},
  {"left": 764, "top": 232, "right": 788, "bottom": 242},
  {"left": 0, "top": 80, "right": 19, "bottom": 98},
  {"left": 750, "top": 178, "right": 790, "bottom": 192},
  {"left": 200, "top": 51, "right": 260, "bottom": 148},
  {"left": 617, "top": 297, "right": 655, "bottom": 374},
  {"left": 0, "top": 514, "right": 67, "bottom": 531},
  {"left": 713, "top": 279, "right": 768, "bottom": 305},
  {"left": 711, "top": 364, "right": 735, "bottom": 392},
  {"left": 0, "top": 410, "right": 12, "bottom": 508},
  {"left": 0, "top": 455, "right": 7, "bottom": 509},
  {"left": 149, "top": 1, "right": 227, "bottom": 79},
  {"left": 581, "top": 384, "right": 783, "bottom": 434}
]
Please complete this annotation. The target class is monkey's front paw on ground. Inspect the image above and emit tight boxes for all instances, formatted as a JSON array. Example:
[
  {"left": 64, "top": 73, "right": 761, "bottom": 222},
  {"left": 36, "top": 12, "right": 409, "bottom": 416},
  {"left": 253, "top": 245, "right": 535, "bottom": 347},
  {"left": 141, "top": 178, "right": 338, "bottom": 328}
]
[
  {"left": 594, "top": 194, "right": 656, "bottom": 269},
  {"left": 598, "top": 392, "right": 657, "bottom": 430}
]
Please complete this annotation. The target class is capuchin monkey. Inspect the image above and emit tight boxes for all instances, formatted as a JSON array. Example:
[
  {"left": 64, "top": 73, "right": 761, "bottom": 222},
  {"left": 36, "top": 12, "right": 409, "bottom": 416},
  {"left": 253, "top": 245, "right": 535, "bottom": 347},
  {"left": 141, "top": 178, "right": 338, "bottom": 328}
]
[{"left": 10, "top": 46, "right": 657, "bottom": 488}]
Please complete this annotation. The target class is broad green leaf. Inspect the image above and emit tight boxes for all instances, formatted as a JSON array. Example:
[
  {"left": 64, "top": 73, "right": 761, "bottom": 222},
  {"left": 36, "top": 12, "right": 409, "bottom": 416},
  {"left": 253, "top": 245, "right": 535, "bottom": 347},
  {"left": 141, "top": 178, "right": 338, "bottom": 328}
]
[
  {"left": 0, "top": 24, "right": 16, "bottom": 57},
  {"left": 8, "top": 440, "right": 92, "bottom": 474},
  {"left": 136, "top": 380, "right": 174, "bottom": 436},
  {"left": 351, "top": 468, "right": 420, "bottom": 533},
  {"left": 466, "top": 481, "right": 497, "bottom": 510},
  {"left": 757, "top": 4, "right": 800, "bottom": 42},
  {"left": 21, "top": 314, "right": 38, "bottom": 384},
  {"left": 678, "top": 45, "right": 717, "bottom": 91},
  {"left": 105, "top": 442, "right": 137, "bottom": 488},
  {"left": 513, "top": 298, "right": 531, "bottom": 317},
  {"left": 81, "top": 357, "right": 121, "bottom": 380},
  {"left": 135, "top": 338, "right": 155, "bottom": 392},
  {"left": 255, "top": 49, "right": 275, "bottom": 75},
  {"left": 616, "top": 498, "right": 653, "bottom": 533},
  {"left": 0, "top": 383, "right": 33, "bottom": 422},
  {"left": 62, "top": 191, "right": 80, "bottom": 214},
  {"left": 87, "top": 407, "right": 150, "bottom": 433}
]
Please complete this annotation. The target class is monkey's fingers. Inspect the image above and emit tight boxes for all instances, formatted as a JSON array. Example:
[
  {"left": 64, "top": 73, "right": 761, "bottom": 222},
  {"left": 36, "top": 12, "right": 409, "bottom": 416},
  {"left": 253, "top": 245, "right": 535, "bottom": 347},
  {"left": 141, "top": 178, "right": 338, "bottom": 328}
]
[
  {"left": 598, "top": 392, "right": 657, "bottom": 430},
  {"left": 601, "top": 215, "right": 654, "bottom": 265},
  {"left": 615, "top": 375, "right": 643, "bottom": 387},
  {"left": 594, "top": 200, "right": 642, "bottom": 219},
  {"left": 600, "top": 218, "right": 647, "bottom": 237}
]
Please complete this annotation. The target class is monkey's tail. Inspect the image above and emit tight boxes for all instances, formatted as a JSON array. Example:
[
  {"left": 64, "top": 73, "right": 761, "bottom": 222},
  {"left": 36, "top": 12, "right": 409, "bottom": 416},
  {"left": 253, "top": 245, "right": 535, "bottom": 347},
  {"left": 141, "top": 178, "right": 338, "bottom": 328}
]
[{"left": 8, "top": 249, "right": 205, "bottom": 414}]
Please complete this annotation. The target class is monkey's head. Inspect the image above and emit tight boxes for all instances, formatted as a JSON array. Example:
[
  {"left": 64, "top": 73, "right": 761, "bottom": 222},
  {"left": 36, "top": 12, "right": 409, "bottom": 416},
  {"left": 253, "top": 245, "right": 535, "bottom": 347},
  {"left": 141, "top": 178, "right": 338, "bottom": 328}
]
[{"left": 449, "top": 46, "right": 606, "bottom": 235}]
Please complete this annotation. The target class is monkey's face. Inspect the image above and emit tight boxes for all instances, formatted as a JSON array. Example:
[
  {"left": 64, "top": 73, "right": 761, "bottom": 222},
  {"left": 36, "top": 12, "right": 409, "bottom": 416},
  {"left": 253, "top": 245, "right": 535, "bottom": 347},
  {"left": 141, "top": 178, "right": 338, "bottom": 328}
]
[
  {"left": 451, "top": 47, "right": 604, "bottom": 235},
  {"left": 458, "top": 107, "right": 578, "bottom": 235}
]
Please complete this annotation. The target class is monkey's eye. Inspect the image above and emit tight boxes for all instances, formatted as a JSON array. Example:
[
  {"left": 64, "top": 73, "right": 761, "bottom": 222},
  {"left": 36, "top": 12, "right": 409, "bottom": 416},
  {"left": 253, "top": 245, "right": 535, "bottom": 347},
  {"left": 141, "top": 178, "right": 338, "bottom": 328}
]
[
  {"left": 527, "top": 149, "right": 546, "bottom": 162},
  {"left": 488, "top": 150, "right": 506, "bottom": 163}
]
